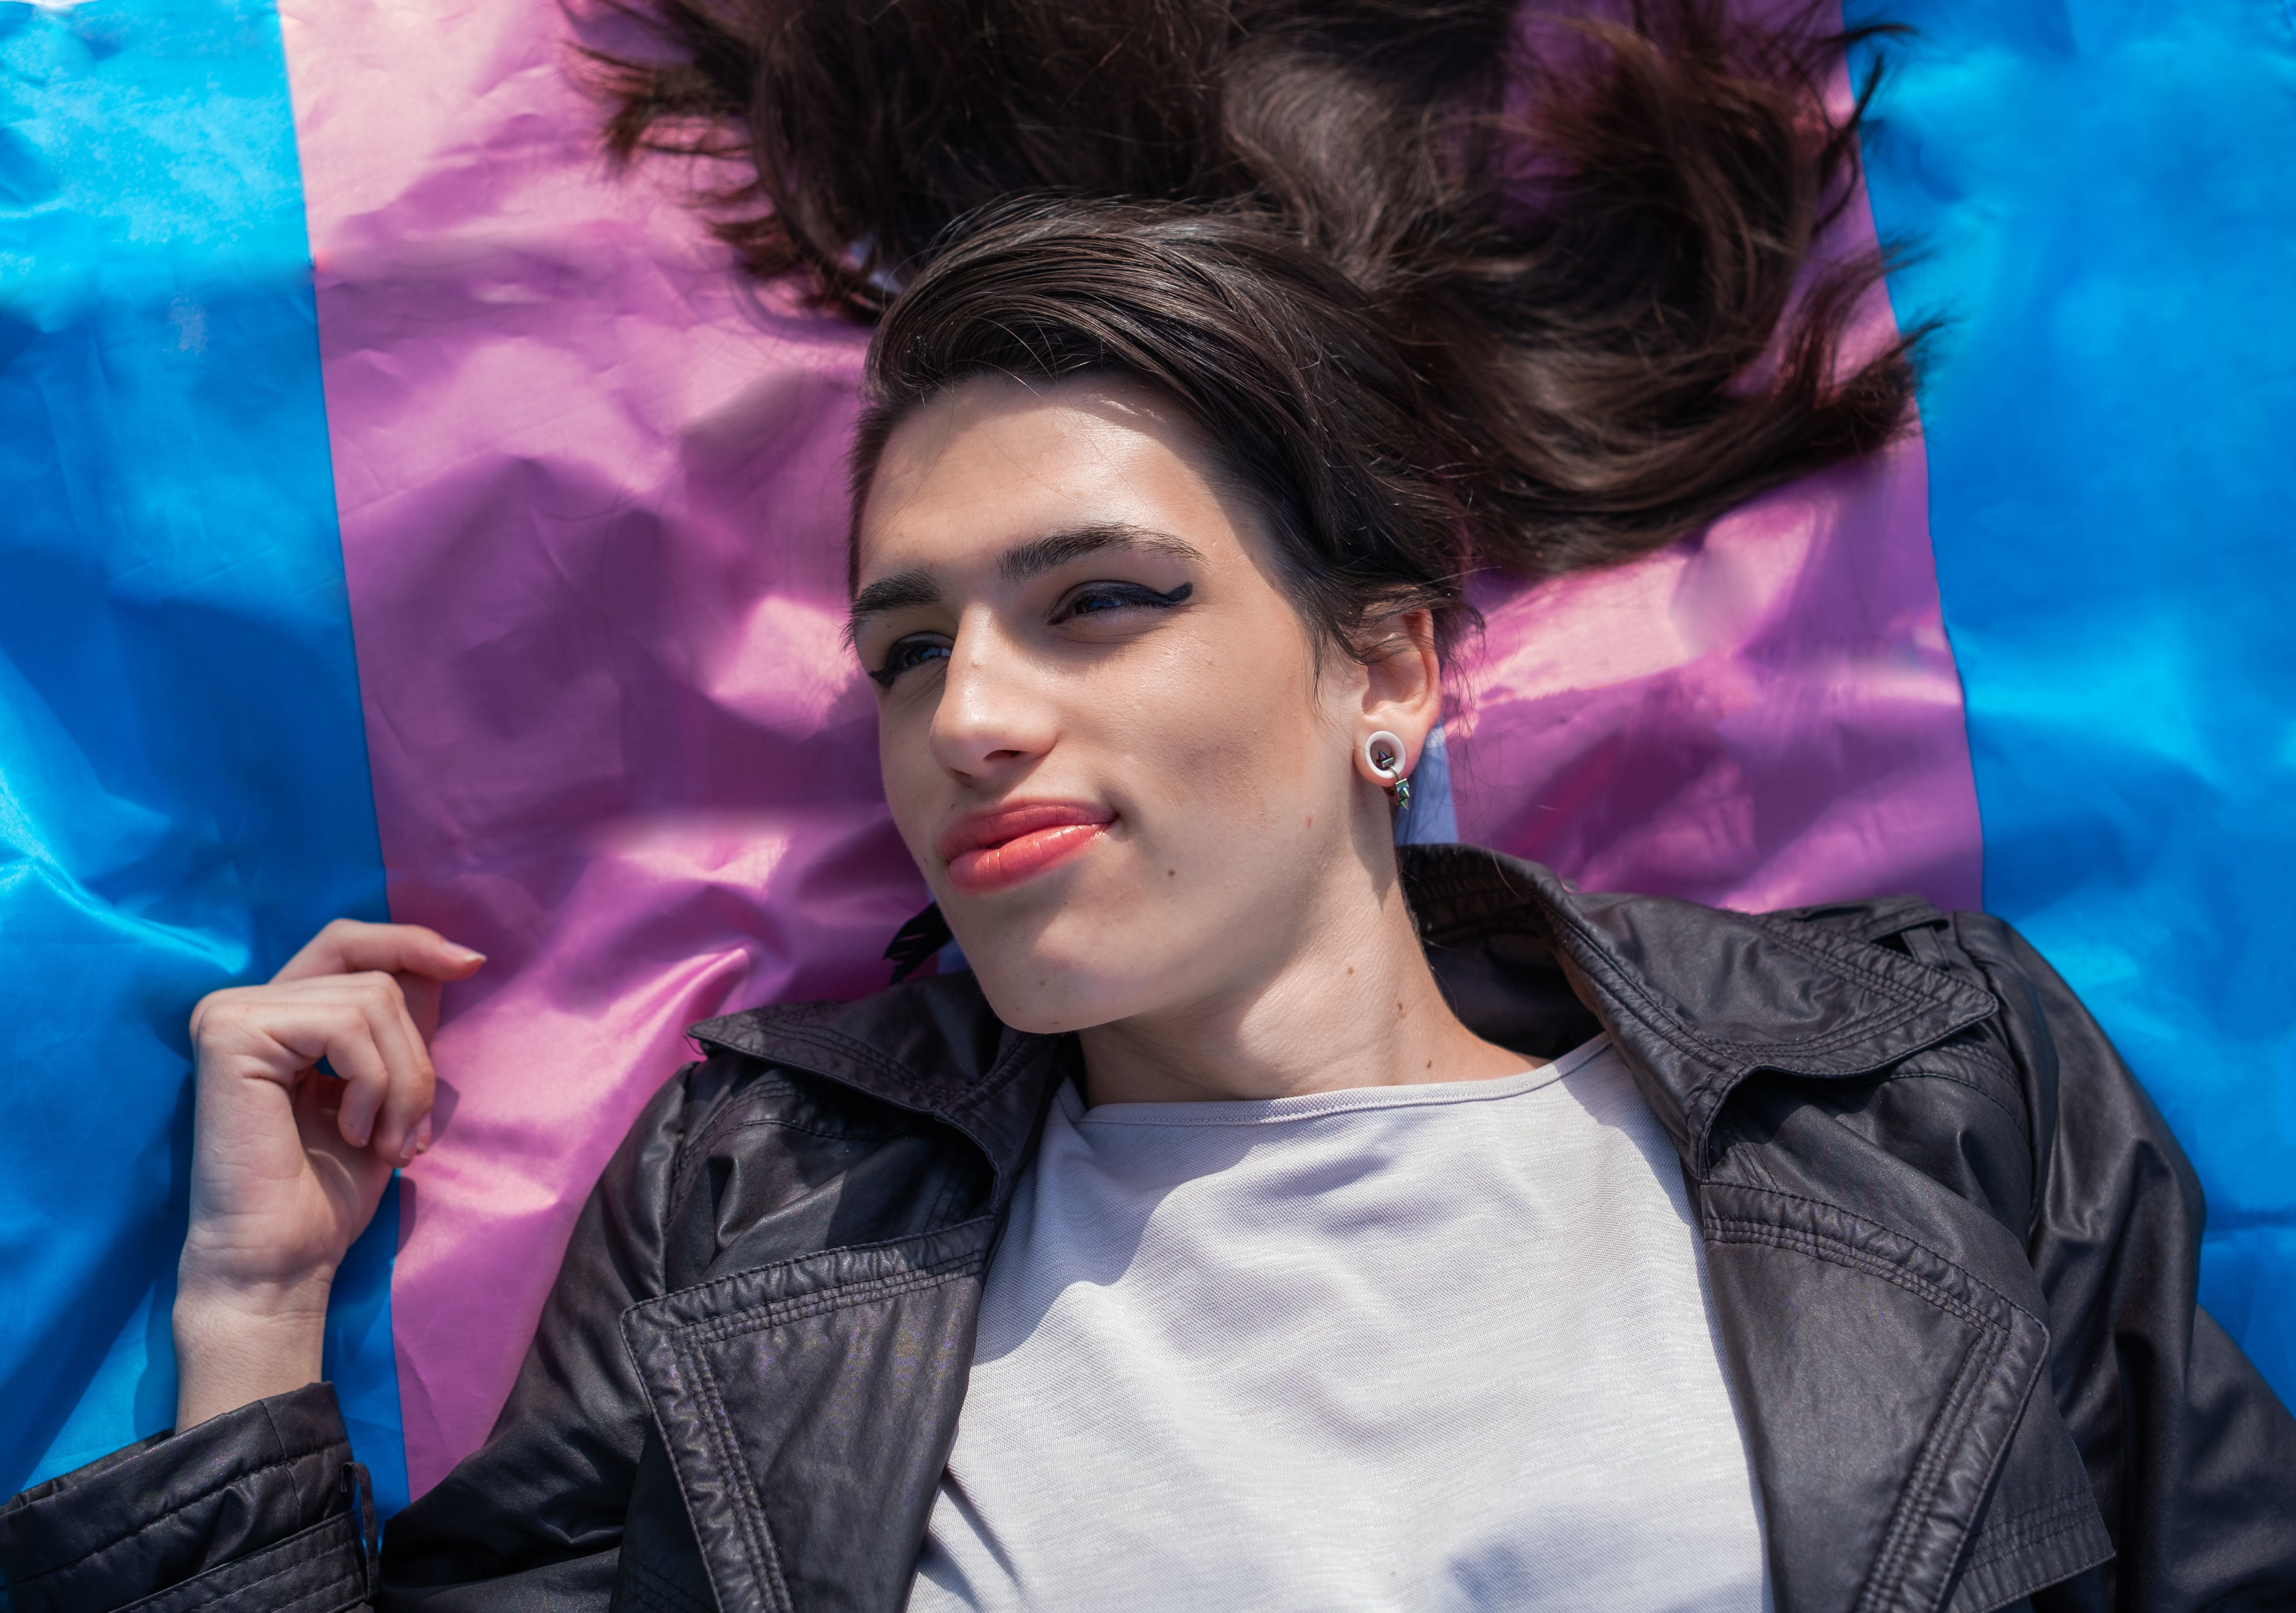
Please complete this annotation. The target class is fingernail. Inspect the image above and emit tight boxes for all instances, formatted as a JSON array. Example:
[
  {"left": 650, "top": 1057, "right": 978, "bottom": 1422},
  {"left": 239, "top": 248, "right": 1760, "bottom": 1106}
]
[
  {"left": 447, "top": 944, "right": 486, "bottom": 964},
  {"left": 413, "top": 1115, "right": 433, "bottom": 1154}
]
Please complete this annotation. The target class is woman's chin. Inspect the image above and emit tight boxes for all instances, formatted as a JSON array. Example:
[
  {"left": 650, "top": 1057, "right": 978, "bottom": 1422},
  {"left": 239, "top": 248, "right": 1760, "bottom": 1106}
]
[
  {"left": 960, "top": 935, "right": 1161, "bottom": 1036},
  {"left": 965, "top": 963, "right": 1121, "bottom": 1036},
  {"left": 941, "top": 872, "right": 1164, "bottom": 1025}
]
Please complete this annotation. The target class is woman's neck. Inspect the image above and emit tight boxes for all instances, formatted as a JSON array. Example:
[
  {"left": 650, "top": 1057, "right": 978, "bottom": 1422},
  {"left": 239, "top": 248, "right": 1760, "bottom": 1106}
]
[{"left": 1074, "top": 867, "right": 1532, "bottom": 1106}]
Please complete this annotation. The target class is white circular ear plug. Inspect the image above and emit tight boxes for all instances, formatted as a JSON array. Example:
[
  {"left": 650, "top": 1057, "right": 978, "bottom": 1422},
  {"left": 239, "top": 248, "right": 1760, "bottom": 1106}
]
[{"left": 1362, "top": 729, "right": 1407, "bottom": 783}]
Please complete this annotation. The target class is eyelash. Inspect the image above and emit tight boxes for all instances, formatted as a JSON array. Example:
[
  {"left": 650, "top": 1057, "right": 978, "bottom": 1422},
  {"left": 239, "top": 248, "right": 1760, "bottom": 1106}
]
[{"left": 867, "top": 581, "right": 1193, "bottom": 688}]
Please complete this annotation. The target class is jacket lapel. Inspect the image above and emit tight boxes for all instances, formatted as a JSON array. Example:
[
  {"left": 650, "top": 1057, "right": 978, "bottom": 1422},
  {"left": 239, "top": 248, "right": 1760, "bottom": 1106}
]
[
  {"left": 1401, "top": 845, "right": 2000, "bottom": 1163},
  {"left": 644, "top": 982, "right": 1070, "bottom": 1613},
  {"left": 620, "top": 1224, "right": 998, "bottom": 1613},
  {"left": 1406, "top": 845, "right": 2078, "bottom": 1612}
]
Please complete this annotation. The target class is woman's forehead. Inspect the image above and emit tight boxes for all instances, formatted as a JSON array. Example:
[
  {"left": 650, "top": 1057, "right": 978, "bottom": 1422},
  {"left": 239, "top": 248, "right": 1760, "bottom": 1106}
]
[{"left": 854, "top": 376, "right": 1238, "bottom": 579}]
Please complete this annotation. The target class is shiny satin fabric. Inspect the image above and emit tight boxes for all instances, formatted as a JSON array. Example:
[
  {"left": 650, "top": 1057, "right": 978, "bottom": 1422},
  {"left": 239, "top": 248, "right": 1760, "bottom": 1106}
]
[
  {"left": 283, "top": 0, "right": 905, "bottom": 1494},
  {"left": 1848, "top": 0, "right": 2296, "bottom": 1402},
  {"left": 0, "top": 0, "right": 404, "bottom": 1505}
]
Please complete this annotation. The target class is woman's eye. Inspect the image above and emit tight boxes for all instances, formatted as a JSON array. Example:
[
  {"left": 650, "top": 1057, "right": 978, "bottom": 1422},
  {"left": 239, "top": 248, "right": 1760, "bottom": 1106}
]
[
  {"left": 868, "top": 636, "right": 951, "bottom": 689},
  {"left": 1052, "top": 580, "right": 1193, "bottom": 623}
]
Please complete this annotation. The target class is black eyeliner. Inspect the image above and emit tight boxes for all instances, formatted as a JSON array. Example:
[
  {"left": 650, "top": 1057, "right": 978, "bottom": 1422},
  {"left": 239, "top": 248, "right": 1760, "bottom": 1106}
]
[
  {"left": 1054, "top": 580, "right": 1193, "bottom": 621},
  {"left": 870, "top": 582, "right": 1194, "bottom": 687}
]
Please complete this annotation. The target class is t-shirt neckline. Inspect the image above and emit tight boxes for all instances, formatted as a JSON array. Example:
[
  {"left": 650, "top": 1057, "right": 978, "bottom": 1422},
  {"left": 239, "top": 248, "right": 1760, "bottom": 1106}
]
[{"left": 1065, "top": 1034, "right": 1615, "bottom": 1129}]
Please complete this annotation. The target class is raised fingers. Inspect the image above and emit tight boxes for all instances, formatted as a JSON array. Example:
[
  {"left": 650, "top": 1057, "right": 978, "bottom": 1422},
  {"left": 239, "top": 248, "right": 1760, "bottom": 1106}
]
[
  {"left": 273, "top": 917, "right": 485, "bottom": 988},
  {"left": 348, "top": 972, "right": 436, "bottom": 1163},
  {"left": 305, "top": 996, "right": 396, "bottom": 1152},
  {"left": 193, "top": 974, "right": 434, "bottom": 1164}
]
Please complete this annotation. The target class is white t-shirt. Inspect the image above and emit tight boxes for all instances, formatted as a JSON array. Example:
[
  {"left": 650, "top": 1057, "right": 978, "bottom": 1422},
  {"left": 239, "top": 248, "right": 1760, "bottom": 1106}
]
[{"left": 908, "top": 1036, "right": 1771, "bottom": 1611}]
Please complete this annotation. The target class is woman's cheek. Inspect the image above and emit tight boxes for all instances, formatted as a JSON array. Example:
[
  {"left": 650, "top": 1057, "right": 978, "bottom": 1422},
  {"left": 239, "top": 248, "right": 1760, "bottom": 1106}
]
[
  {"left": 1130, "top": 659, "right": 1327, "bottom": 862},
  {"left": 877, "top": 703, "right": 944, "bottom": 873}
]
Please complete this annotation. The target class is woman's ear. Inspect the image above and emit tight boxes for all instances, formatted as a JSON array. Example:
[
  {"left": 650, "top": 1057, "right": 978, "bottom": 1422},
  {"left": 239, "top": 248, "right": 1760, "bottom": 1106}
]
[{"left": 1358, "top": 608, "right": 1442, "bottom": 763}]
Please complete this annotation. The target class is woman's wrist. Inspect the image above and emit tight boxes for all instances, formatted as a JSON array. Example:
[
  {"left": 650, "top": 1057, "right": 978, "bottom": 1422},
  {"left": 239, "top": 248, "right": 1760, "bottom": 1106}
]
[{"left": 172, "top": 1269, "right": 333, "bottom": 1430}]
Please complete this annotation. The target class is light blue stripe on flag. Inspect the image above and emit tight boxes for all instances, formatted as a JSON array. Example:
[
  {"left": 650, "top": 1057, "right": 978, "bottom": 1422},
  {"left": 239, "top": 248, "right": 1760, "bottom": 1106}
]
[
  {"left": 1852, "top": 0, "right": 2296, "bottom": 1398},
  {"left": 0, "top": 0, "right": 406, "bottom": 1509}
]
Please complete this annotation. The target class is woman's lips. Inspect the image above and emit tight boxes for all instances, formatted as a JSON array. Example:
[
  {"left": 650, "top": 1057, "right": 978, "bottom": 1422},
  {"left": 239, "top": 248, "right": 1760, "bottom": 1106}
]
[{"left": 939, "top": 802, "right": 1112, "bottom": 895}]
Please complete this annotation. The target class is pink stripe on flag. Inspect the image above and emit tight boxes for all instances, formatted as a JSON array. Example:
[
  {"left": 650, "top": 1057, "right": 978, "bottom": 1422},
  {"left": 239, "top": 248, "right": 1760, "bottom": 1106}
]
[
  {"left": 1453, "top": 428, "right": 1981, "bottom": 913},
  {"left": 279, "top": 0, "right": 1979, "bottom": 1498},
  {"left": 281, "top": 0, "right": 916, "bottom": 1493}
]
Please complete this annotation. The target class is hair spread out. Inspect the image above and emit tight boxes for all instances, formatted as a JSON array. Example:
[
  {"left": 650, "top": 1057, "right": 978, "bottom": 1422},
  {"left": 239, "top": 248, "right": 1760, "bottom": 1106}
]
[{"left": 590, "top": 0, "right": 1919, "bottom": 651}]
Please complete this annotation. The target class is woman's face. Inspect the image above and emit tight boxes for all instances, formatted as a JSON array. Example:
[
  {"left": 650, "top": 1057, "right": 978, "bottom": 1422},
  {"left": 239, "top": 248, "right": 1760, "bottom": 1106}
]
[{"left": 851, "top": 374, "right": 1432, "bottom": 1034}]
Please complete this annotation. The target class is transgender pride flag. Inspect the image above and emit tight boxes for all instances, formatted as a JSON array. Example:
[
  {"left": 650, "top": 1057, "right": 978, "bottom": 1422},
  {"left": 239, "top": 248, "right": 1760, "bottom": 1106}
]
[{"left": 2, "top": 0, "right": 2291, "bottom": 1516}]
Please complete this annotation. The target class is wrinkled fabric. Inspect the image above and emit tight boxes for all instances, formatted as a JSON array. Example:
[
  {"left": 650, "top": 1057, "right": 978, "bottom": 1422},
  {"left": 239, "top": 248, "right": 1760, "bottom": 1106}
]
[
  {"left": 9, "top": 850, "right": 2290, "bottom": 1612},
  {"left": 0, "top": 1383, "right": 370, "bottom": 1613},
  {"left": 1455, "top": 430, "right": 1975, "bottom": 913},
  {"left": 0, "top": 0, "right": 403, "bottom": 1507},
  {"left": 279, "top": 0, "right": 908, "bottom": 1499},
  {"left": 1847, "top": 0, "right": 2296, "bottom": 1398},
  {"left": 911, "top": 1040, "right": 1771, "bottom": 1612}
]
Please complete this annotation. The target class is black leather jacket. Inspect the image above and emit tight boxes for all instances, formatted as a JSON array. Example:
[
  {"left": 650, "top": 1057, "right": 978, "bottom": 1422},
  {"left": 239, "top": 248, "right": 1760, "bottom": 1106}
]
[{"left": 7, "top": 848, "right": 2294, "bottom": 1613}]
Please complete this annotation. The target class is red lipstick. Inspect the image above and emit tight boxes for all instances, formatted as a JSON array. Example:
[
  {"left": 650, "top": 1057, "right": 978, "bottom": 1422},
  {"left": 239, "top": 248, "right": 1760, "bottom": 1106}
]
[{"left": 938, "top": 801, "right": 1112, "bottom": 895}]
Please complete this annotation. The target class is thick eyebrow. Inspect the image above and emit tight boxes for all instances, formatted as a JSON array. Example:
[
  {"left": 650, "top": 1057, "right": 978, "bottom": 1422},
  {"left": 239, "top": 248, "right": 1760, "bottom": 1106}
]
[
  {"left": 997, "top": 523, "right": 1204, "bottom": 584},
  {"left": 846, "top": 569, "right": 941, "bottom": 634},
  {"left": 846, "top": 523, "right": 1204, "bottom": 638}
]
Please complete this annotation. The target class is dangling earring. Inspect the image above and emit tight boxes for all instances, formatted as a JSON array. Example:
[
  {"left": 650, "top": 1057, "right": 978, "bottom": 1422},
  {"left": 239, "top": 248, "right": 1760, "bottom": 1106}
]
[{"left": 1362, "top": 729, "right": 1412, "bottom": 811}]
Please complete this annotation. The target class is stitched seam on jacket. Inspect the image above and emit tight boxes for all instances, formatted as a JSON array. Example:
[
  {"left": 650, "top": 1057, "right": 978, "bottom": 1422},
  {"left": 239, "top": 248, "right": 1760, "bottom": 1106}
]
[
  {"left": 14, "top": 1447, "right": 344, "bottom": 1584},
  {"left": 1746, "top": 919, "right": 1933, "bottom": 1013},
  {"left": 651, "top": 1253, "right": 984, "bottom": 1612},
  {"left": 113, "top": 1512, "right": 360, "bottom": 1613},
  {"left": 1401, "top": 855, "right": 1988, "bottom": 1067},
  {"left": 1952, "top": 1511, "right": 2113, "bottom": 1613},
  {"left": 944, "top": 1037, "right": 1060, "bottom": 1122},
  {"left": 1558, "top": 899, "right": 1952, "bottom": 1058},
  {"left": 1704, "top": 1189, "right": 2024, "bottom": 1327},
  {"left": 703, "top": 1116, "right": 898, "bottom": 1146},
  {"left": 1553, "top": 900, "right": 1945, "bottom": 1066},
  {"left": 1858, "top": 1322, "right": 2003, "bottom": 1613},
  {"left": 635, "top": 1219, "right": 996, "bottom": 1318},
  {"left": 683, "top": 1255, "right": 986, "bottom": 1347},
  {"left": 1705, "top": 1218, "right": 2004, "bottom": 1332},
  {"left": 679, "top": 1337, "right": 795, "bottom": 1613},
  {"left": 719, "top": 1023, "right": 970, "bottom": 1113},
  {"left": 1671, "top": 993, "right": 1943, "bottom": 1159},
  {"left": 1962, "top": 1492, "right": 2099, "bottom": 1573},
  {"left": 1906, "top": 1039, "right": 2027, "bottom": 1111},
  {"left": 1706, "top": 1177, "right": 2030, "bottom": 1304},
  {"left": 1709, "top": 1127, "right": 1787, "bottom": 1193},
  {"left": 716, "top": 1022, "right": 1058, "bottom": 1169},
  {"left": 216, "top": 1563, "right": 365, "bottom": 1613},
  {"left": 1537, "top": 904, "right": 1955, "bottom": 1157}
]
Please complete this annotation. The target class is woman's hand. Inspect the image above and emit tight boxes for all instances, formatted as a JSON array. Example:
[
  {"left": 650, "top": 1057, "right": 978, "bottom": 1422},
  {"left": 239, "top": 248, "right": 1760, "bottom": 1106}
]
[{"left": 173, "top": 920, "right": 484, "bottom": 1430}]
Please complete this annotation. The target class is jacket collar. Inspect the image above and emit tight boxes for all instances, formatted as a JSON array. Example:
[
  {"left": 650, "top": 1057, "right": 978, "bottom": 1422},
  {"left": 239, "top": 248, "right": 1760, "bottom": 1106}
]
[
  {"left": 690, "top": 844, "right": 1997, "bottom": 1185},
  {"left": 1401, "top": 844, "right": 1999, "bottom": 1170},
  {"left": 690, "top": 972, "right": 1069, "bottom": 1199}
]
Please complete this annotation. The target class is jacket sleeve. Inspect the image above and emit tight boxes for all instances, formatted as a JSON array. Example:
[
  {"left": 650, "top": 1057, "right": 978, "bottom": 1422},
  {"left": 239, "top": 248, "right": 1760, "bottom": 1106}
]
[
  {"left": 0, "top": 1062, "right": 702, "bottom": 1613},
  {"left": 1951, "top": 913, "right": 2296, "bottom": 1610},
  {"left": 0, "top": 1383, "right": 377, "bottom": 1613},
  {"left": 375, "top": 1063, "right": 702, "bottom": 1611}
]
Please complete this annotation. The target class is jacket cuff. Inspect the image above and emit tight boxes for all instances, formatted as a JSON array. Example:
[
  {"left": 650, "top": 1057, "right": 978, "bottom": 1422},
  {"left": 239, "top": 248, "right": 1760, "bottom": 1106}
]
[{"left": 0, "top": 1382, "right": 373, "bottom": 1613}]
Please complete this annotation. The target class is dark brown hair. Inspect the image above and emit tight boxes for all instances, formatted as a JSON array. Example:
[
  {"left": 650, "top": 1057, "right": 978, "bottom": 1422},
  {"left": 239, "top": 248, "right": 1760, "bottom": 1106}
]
[{"left": 594, "top": 0, "right": 1916, "bottom": 643}]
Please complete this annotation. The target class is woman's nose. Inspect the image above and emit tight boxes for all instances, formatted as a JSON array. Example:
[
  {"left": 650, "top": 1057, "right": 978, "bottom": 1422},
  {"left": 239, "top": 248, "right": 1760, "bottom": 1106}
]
[{"left": 927, "top": 611, "right": 1057, "bottom": 783}]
